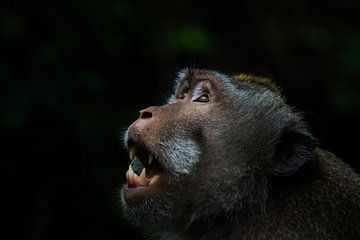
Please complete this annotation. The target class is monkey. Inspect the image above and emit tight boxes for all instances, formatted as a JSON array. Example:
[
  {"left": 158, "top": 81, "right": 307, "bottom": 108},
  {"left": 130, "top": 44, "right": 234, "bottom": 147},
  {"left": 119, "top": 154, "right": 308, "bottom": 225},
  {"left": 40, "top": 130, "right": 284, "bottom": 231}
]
[{"left": 121, "top": 68, "right": 360, "bottom": 240}]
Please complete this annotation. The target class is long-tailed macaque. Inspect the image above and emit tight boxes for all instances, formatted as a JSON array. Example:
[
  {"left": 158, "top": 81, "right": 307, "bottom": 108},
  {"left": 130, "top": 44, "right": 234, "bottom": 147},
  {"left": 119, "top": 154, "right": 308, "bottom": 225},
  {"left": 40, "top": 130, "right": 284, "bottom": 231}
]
[{"left": 121, "top": 69, "right": 360, "bottom": 240}]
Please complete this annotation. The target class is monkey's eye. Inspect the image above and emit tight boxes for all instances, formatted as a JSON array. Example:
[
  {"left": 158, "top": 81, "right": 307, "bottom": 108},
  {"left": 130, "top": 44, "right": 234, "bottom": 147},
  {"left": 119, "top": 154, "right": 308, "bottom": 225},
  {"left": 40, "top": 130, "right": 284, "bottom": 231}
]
[
  {"left": 178, "top": 87, "right": 189, "bottom": 99},
  {"left": 193, "top": 93, "right": 210, "bottom": 103},
  {"left": 179, "top": 93, "right": 187, "bottom": 99}
]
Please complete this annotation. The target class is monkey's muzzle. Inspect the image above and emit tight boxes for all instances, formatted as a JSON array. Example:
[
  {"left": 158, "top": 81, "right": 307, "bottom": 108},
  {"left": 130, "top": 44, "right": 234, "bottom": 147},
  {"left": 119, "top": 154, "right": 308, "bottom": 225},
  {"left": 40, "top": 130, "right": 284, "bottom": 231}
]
[{"left": 125, "top": 144, "right": 163, "bottom": 189}]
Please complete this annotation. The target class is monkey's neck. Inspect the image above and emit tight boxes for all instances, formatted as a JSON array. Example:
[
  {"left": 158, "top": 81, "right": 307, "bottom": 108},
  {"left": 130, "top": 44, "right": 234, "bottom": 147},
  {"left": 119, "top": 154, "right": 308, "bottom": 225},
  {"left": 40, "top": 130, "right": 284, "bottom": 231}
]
[
  {"left": 184, "top": 160, "right": 319, "bottom": 239},
  {"left": 184, "top": 187, "right": 269, "bottom": 238}
]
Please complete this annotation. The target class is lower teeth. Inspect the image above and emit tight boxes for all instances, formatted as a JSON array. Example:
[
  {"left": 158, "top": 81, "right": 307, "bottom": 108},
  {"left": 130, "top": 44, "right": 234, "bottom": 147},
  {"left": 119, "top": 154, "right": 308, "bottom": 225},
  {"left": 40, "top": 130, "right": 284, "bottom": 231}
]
[{"left": 126, "top": 164, "right": 161, "bottom": 187}]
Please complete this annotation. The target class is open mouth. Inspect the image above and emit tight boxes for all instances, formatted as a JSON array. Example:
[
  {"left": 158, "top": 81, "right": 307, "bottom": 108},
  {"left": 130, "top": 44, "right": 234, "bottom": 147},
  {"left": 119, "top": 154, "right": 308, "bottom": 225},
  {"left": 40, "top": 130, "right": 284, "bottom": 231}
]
[{"left": 125, "top": 143, "right": 164, "bottom": 190}]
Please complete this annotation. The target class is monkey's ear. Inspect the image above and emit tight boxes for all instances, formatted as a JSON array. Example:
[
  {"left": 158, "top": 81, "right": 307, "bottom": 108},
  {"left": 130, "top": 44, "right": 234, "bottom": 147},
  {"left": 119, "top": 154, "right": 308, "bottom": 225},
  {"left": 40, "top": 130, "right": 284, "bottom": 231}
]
[{"left": 273, "top": 128, "right": 317, "bottom": 177}]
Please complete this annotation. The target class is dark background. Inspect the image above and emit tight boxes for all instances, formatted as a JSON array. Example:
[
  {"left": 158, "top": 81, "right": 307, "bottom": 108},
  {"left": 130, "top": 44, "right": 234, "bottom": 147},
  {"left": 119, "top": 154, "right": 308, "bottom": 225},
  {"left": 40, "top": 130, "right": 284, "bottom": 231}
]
[{"left": 1, "top": 0, "right": 359, "bottom": 239}]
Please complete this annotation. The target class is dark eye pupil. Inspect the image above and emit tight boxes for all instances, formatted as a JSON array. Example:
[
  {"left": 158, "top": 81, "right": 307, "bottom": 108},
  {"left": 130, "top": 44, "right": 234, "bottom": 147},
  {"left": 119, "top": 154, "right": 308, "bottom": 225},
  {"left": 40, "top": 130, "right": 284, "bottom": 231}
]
[{"left": 197, "top": 94, "right": 209, "bottom": 102}]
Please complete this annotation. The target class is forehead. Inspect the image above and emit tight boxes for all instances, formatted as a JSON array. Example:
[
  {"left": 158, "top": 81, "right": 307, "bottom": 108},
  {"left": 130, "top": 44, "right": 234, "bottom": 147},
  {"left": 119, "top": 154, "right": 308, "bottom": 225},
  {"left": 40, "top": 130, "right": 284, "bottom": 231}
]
[
  {"left": 175, "top": 68, "right": 230, "bottom": 90},
  {"left": 175, "top": 68, "right": 279, "bottom": 93}
]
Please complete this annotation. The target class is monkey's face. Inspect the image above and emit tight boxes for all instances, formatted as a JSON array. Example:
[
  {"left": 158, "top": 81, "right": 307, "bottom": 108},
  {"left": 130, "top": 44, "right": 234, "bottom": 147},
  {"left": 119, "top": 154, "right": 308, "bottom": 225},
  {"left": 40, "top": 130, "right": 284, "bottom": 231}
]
[
  {"left": 121, "top": 70, "right": 231, "bottom": 224},
  {"left": 121, "top": 69, "right": 305, "bottom": 230},
  {"left": 122, "top": 72, "right": 220, "bottom": 227}
]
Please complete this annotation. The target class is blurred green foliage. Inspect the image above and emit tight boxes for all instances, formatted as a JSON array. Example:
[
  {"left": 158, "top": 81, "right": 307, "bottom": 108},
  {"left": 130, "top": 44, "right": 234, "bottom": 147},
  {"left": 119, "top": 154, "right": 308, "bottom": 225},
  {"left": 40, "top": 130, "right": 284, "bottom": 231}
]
[{"left": 1, "top": 0, "right": 359, "bottom": 239}]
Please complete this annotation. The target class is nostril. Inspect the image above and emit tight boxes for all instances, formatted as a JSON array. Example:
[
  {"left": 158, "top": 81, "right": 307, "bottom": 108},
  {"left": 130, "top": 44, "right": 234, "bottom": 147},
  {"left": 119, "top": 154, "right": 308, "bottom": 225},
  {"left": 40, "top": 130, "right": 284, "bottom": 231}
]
[{"left": 139, "top": 110, "right": 152, "bottom": 119}]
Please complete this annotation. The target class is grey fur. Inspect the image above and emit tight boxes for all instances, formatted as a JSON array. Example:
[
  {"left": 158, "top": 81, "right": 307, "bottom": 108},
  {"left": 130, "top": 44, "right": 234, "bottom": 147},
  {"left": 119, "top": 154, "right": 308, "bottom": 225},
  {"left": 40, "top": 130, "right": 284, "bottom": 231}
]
[
  {"left": 158, "top": 138, "right": 200, "bottom": 175},
  {"left": 121, "top": 68, "right": 360, "bottom": 240}
]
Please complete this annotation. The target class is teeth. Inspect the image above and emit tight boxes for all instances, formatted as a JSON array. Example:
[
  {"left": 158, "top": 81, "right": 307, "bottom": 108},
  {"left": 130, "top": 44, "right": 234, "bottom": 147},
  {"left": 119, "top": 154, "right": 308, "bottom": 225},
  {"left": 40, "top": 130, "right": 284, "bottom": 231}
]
[
  {"left": 139, "top": 168, "right": 149, "bottom": 185},
  {"left": 129, "top": 164, "right": 138, "bottom": 176},
  {"left": 149, "top": 155, "right": 154, "bottom": 165},
  {"left": 140, "top": 168, "right": 146, "bottom": 179},
  {"left": 149, "top": 175, "right": 161, "bottom": 186},
  {"left": 126, "top": 170, "right": 130, "bottom": 183},
  {"left": 126, "top": 161, "right": 161, "bottom": 187},
  {"left": 128, "top": 165, "right": 135, "bottom": 186},
  {"left": 129, "top": 146, "right": 136, "bottom": 160}
]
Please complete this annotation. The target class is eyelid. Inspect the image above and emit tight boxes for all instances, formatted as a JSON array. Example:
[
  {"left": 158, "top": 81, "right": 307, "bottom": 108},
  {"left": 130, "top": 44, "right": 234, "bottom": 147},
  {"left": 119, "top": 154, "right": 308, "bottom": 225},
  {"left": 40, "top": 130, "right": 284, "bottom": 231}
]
[{"left": 191, "top": 84, "right": 206, "bottom": 101}]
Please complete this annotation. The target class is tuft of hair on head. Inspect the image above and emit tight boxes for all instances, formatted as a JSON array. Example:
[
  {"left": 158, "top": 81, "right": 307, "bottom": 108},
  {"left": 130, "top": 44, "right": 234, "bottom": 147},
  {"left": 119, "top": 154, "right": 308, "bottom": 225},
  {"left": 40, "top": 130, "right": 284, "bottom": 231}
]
[{"left": 232, "top": 73, "right": 280, "bottom": 92}]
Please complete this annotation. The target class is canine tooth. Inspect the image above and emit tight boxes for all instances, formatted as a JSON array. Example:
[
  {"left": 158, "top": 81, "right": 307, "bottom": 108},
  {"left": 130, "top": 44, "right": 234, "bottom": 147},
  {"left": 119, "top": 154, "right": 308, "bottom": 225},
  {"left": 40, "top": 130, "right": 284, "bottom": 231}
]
[
  {"left": 149, "top": 175, "right": 161, "bottom": 186},
  {"left": 140, "top": 168, "right": 146, "bottom": 178},
  {"left": 149, "top": 155, "right": 154, "bottom": 165},
  {"left": 139, "top": 168, "right": 149, "bottom": 185},
  {"left": 126, "top": 170, "right": 129, "bottom": 182},
  {"left": 129, "top": 146, "right": 136, "bottom": 160},
  {"left": 129, "top": 164, "right": 137, "bottom": 175},
  {"left": 128, "top": 169, "right": 134, "bottom": 185}
]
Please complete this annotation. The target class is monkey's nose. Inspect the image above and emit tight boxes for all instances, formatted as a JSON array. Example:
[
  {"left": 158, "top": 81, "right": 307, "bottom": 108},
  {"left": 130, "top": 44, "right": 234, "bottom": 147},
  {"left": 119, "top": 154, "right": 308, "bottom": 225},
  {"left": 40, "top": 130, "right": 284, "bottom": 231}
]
[
  {"left": 139, "top": 106, "right": 161, "bottom": 120},
  {"left": 134, "top": 107, "right": 158, "bottom": 131},
  {"left": 139, "top": 108, "right": 153, "bottom": 119}
]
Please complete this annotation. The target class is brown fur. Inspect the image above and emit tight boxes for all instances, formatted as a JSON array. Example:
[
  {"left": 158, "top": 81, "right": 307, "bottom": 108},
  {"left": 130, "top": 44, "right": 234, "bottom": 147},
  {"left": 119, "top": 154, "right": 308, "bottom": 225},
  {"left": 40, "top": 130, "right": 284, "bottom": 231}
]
[
  {"left": 121, "top": 69, "right": 360, "bottom": 240},
  {"left": 232, "top": 74, "right": 279, "bottom": 92}
]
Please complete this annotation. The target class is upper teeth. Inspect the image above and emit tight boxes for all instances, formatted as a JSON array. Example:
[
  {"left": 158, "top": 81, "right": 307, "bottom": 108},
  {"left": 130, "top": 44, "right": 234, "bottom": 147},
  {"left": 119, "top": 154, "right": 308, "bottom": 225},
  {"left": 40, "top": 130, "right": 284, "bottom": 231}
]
[
  {"left": 129, "top": 146, "right": 156, "bottom": 165},
  {"left": 129, "top": 146, "right": 136, "bottom": 160}
]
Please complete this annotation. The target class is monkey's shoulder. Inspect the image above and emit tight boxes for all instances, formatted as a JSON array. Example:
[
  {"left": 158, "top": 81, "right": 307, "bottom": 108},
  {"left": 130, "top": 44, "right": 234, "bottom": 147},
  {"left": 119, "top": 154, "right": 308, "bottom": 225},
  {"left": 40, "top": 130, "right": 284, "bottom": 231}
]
[
  {"left": 277, "top": 147, "right": 360, "bottom": 206},
  {"left": 262, "top": 148, "right": 360, "bottom": 238},
  {"left": 315, "top": 148, "right": 360, "bottom": 186}
]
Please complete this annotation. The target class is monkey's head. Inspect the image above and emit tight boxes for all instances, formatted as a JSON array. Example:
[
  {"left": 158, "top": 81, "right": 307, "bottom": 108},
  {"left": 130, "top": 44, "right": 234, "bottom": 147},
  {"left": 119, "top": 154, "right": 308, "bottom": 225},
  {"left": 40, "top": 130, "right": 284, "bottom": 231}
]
[{"left": 121, "top": 69, "right": 316, "bottom": 233}]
